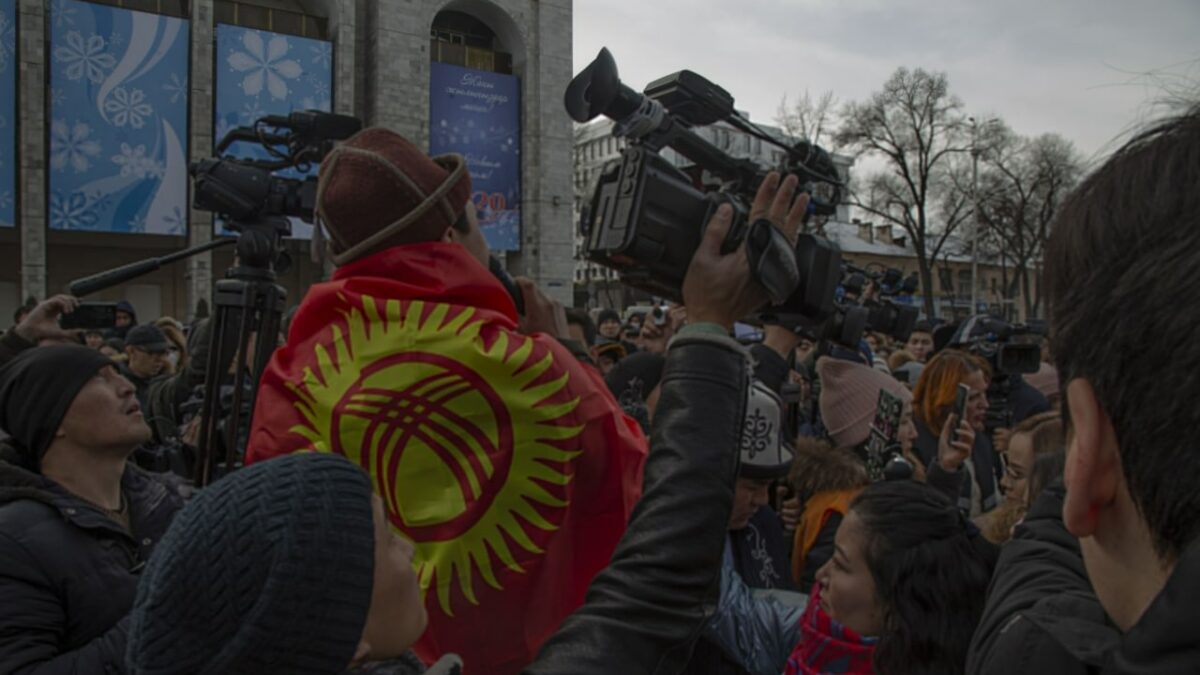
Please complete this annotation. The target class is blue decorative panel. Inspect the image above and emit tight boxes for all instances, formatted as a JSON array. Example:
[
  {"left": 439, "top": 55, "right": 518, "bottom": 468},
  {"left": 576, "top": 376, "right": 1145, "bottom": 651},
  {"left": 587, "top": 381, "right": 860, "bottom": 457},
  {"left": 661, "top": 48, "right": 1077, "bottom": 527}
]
[
  {"left": 0, "top": 0, "right": 14, "bottom": 228},
  {"left": 214, "top": 24, "right": 333, "bottom": 239},
  {"left": 429, "top": 63, "right": 521, "bottom": 252},
  {"left": 48, "top": 0, "right": 190, "bottom": 235}
]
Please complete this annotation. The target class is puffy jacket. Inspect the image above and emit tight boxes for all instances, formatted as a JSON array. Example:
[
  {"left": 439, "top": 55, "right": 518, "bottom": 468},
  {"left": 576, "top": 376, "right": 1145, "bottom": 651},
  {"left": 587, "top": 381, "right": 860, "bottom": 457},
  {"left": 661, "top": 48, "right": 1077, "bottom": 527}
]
[
  {"left": 967, "top": 480, "right": 1118, "bottom": 675},
  {"left": 0, "top": 454, "right": 187, "bottom": 674},
  {"left": 525, "top": 329, "right": 752, "bottom": 675},
  {"left": 703, "top": 544, "right": 807, "bottom": 675}
]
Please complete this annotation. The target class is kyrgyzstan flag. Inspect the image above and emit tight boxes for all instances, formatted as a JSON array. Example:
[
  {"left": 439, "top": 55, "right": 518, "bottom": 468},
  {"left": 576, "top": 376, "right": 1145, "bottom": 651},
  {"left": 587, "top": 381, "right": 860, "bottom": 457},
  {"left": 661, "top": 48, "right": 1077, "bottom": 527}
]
[{"left": 246, "top": 242, "right": 647, "bottom": 673}]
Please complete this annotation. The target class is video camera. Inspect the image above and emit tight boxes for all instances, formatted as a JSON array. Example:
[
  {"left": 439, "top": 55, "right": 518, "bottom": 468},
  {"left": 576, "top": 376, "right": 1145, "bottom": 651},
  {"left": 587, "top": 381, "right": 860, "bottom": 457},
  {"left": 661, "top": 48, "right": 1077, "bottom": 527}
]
[
  {"left": 565, "top": 48, "right": 845, "bottom": 323},
  {"left": 810, "top": 264, "right": 921, "bottom": 358},
  {"left": 191, "top": 110, "right": 362, "bottom": 228},
  {"left": 952, "top": 316, "right": 1042, "bottom": 431}
]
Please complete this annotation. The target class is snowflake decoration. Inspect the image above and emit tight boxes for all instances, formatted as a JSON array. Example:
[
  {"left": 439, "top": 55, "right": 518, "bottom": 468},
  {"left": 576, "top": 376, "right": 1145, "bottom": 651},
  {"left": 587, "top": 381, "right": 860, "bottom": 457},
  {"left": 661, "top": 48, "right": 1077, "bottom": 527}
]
[
  {"left": 240, "top": 100, "right": 266, "bottom": 125},
  {"left": 50, "top": 119, "right": 102, "bottom": 174},
  {"left": 111, "top": 142, "right": 164, "bottom": 179},
  {"left": 227, "top": 30, "right": 302, "bottom": 100},
  {"left": 0, "top": 191, "right": 12, "bottom": 212},
  {"left": 108, "top": 30, "right": 124, "bottom": 52},
  {"left": 54, "top": 30, "right": 116, "bottom": 84},
  {"left": 50, "top": 0, "right": 77, "bottom": 29},
  {"left": 163, "top": 72, "right": 186, "bottom": 104},
  {"left": 310, "top": 42, "right": 332, "bottom": 69},
  {"left": 50, "top": 88, "right": 67, "bottom": 107},
  {"left": 310, "top": 77, "right": 330, "bottom": 100},
  {"left": 50, "top": 190, "right": 100, "bottom": 230},
  {"left": 214, "top": 117, "right": 237, "bottom": 146},
  {"left": 104, "top": 87, "right": 154, "bottom": 129},
  {"left": 127, "top": 214, "right": 147, "bottom": 233},
  {"left": 162, "top": 206, "right": 186, "bottom": 234},
  {"left": 0, "top": 9, "right": 15, "bottom": 74}
]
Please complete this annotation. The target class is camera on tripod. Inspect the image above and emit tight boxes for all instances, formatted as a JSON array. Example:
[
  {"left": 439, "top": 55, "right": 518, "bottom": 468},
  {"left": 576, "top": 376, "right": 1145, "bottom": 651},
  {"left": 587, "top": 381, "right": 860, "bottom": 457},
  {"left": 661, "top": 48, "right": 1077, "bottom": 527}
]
[{"left": 565, "top": 48, "right": 845, "bottom": 323}]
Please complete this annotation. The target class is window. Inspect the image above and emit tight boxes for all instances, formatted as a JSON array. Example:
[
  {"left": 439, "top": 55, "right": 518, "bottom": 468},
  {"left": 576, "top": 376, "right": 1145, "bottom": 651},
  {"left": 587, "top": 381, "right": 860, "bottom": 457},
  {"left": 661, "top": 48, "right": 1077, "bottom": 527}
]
[
  {"left": 430, "top": 10, "right": 513, "bottom": 74},
  {"left": 90, "top": 0, "right": 189, "bottom": 17},
  {"left": 214, "top": 0, "right": 327, "bottom": 38}
]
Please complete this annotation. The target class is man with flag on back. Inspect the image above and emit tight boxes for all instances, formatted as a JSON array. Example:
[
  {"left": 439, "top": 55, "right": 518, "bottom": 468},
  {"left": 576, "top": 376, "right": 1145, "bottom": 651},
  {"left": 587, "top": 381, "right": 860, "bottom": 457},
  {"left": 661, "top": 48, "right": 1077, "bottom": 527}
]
[{"left": 244, "top": 127, "right": 649, "bottom": 674}]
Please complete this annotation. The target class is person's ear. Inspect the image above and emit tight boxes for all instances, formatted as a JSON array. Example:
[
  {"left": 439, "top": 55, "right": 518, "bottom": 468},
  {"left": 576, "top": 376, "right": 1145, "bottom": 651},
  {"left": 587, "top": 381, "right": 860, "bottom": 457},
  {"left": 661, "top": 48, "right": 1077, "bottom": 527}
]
[{"left": 1062, "top": 378, "right": 1121, "bottom": 537}]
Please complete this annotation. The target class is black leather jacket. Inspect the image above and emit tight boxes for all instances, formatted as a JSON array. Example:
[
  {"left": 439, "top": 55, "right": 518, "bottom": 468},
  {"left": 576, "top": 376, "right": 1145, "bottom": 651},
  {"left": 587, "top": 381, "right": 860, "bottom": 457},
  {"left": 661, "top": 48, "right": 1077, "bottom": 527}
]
[{"left": 526, "top": 329, "right": 751, "bottom": 675}]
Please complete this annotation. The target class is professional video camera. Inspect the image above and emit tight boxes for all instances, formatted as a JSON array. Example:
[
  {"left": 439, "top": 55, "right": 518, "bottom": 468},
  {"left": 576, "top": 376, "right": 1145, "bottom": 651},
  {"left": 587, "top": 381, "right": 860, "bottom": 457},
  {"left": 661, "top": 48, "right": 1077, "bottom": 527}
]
[
  {"left": 565, "top": 48, "right": 845, "bottom": 322},
  {"left": 849, "top": 264, "right": 920, "bottom": 343},
  {"left": 951, "top": 316, "right": 1042, "bottom": 431},
  {"left": 187, "top": 110, "right": 363, "bottom": 483}
]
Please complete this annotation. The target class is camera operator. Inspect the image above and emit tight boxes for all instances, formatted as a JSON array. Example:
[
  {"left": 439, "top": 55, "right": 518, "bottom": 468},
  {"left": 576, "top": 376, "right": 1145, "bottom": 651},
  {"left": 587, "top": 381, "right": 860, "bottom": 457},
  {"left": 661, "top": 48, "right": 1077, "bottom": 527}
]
[{"left": 0, "top": 345, "right": 187, "bottom": 674}]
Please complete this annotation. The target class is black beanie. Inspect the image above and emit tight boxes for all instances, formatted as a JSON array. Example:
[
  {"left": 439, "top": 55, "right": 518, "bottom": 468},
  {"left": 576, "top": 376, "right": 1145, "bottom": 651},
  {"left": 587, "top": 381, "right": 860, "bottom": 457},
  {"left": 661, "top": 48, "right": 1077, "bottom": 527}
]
[
  {"left": 127, "top": 453, "right": 377, "bottom": 675},
  {"left": 0, "top": 345, "right": 115, "bottom": 467}
]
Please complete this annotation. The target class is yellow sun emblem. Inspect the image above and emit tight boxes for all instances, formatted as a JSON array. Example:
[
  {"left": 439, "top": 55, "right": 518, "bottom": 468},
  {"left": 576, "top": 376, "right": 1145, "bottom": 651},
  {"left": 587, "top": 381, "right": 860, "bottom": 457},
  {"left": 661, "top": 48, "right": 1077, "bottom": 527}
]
[{"left": 286, "top": 295, "right": 583, "bottom": 614}]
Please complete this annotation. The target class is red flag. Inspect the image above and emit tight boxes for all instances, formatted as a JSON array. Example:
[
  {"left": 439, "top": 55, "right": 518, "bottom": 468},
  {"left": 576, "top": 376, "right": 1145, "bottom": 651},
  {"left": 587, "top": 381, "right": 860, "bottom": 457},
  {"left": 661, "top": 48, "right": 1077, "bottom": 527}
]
[{"left": 247, "top": 243, "right": 647, "bottom": 673}]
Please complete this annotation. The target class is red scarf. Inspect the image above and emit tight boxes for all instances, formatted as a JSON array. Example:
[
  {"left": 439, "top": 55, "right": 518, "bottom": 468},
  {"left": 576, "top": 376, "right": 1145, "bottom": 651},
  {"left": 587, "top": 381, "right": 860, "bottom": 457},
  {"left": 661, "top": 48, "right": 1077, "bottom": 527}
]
[{"left": 785, "top": 584, "right": 877, "bottom": 675}]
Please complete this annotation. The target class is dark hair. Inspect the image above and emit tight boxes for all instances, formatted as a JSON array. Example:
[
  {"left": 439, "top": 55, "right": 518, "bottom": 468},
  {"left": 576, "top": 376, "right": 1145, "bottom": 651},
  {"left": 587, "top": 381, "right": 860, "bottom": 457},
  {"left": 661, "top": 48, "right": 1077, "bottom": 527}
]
[
  {"left": 788, "top": 437, "right": 868, "bottom": 503},
  {"left": 850, "top": 481, "right": 993, "bottom": 675},
  {"left": 565, "top": 309, "right": 597, "bottom": 346},
  {"left": 1027, "top": 450, "right": 1066, "bottom": 509},
  {"left": 1046, "top": 104, "right": 1200, "bottom": 559}
]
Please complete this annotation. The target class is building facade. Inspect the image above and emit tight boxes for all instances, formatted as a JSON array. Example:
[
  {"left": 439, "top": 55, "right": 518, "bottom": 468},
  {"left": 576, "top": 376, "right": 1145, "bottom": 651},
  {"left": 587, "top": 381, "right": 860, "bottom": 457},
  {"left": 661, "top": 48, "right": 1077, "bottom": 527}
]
[{"left": 0, "top": 0, "right": 574, "bottom": 324}]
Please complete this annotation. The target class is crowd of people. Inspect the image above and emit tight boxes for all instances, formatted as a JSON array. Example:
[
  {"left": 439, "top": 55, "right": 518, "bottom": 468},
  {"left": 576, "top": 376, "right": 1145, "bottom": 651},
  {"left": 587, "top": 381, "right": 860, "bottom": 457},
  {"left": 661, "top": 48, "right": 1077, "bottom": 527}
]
[{"left": 0, "top": 104, "right": 1198, "bottom": 674}]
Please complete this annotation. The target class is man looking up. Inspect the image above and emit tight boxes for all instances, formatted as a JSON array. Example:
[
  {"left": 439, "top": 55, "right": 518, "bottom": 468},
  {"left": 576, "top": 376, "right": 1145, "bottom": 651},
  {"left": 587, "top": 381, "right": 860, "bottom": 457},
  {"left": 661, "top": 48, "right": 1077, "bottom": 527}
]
[{"left": 0, "top": 346, "right": 186, "bottom": 672}]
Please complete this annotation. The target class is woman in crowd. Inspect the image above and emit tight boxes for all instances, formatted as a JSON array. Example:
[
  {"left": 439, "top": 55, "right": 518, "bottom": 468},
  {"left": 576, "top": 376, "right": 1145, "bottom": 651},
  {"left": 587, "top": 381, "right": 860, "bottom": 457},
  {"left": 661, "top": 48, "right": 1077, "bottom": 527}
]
[
  {"left": 981, "top": 411, "right": 1064, "bottom": 543},
  {"left": 710, "top": 480, "right": 996, "bottom": 675},
  {"left": 788, "top": 357, "right": 974, "bottom": 590},
  {"left": 911, "top": 351, "right": 1003, "bottom": 517},
  {"left": 155, "top": 317, "right": 189, "bottom": 376}
]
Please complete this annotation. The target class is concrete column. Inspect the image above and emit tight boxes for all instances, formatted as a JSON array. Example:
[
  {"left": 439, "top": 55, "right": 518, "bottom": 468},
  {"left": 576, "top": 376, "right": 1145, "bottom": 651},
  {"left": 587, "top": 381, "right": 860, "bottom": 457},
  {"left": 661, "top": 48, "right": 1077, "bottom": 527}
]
[
  {"left": 364, "top": 0, "right": 430, "bottom": 142},
  {"left": 184, "top": 0, "right": 214, "bottom": 321},
  {"left": 17, "top": 0, "right": 45, "bottom": 300},
  {"left": 507, "top": 0, "right": 574, "bottom": 305}
]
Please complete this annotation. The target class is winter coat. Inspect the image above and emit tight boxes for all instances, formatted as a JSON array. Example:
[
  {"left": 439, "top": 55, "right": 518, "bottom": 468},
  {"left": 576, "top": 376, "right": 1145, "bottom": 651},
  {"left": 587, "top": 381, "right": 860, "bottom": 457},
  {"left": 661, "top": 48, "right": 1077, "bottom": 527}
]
[
  {"left": 1104, "top": 524, "right": 1200, "bottom": 673},
  {"left": 0, "top": 455, "right": 187, "bottom": 674},
  {"left": 966, "top": 480, "right": 1118, "bottom": 675},
  {"left": 522, "top": 328, "right": 753, "bottom": 674},
  {"left": 683, "top": 509, "right": 796, "bottom": 675},
  {"left": 704, "top": 543, "right": 808, "bottom": 675}
]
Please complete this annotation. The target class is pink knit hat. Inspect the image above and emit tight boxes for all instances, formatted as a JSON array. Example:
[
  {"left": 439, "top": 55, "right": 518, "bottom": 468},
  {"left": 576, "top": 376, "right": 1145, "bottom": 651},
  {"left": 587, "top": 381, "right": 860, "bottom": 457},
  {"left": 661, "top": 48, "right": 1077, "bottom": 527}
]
[{"left": 817, "top": 356, "right": 913, "bottom": 449}]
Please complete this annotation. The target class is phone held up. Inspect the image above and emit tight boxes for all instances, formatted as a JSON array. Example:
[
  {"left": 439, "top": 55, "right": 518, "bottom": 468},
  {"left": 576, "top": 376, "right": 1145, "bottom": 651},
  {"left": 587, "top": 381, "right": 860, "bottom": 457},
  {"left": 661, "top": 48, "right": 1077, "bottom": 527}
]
[
  {"left": 59, "top": 302, "right": 117, "bottom": 331},
  {"left": 951, "top": 383, "right": 971, "bottom": 444}
]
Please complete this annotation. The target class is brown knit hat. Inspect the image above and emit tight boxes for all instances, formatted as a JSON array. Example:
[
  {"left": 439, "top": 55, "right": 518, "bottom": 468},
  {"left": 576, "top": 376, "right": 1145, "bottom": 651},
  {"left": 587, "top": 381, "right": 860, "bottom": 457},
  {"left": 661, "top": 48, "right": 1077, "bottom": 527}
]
[
  {"left": 316, "top": 127, "right": 472, "bottom": 265},
  {"left": 817, "top": 356, "right": 913, "bottom": 449}
]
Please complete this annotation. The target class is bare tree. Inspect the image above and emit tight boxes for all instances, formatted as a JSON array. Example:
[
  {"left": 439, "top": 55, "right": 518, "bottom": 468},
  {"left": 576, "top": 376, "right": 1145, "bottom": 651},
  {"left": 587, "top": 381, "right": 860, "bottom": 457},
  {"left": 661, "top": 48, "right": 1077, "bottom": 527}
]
[
  {"left": 836, "top": 67, "right": 969, "bottom": 317},
  {"left": 775, "top": 90, "right": 840, "bottom": 148},
  {"left": 975, "top": 132, "right": 1083, "bottom": 319}
]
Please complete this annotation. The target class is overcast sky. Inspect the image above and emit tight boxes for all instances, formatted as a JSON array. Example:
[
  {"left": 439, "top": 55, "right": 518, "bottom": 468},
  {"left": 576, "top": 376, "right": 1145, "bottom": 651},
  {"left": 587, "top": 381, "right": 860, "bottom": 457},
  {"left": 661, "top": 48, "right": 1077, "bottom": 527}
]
[{"left": 572, "top": 0, "right": 1200, "bottom": 166}]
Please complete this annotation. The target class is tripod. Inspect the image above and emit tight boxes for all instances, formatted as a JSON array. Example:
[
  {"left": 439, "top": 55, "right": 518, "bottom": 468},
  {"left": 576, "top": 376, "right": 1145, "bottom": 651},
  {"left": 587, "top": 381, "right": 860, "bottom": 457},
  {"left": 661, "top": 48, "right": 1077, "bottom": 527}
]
[
  {"left": 193, "top": 217, "right": 290, "bottom": 486},
  {"left": 67, "top": 218, "right": 290, "bottom": 487}
]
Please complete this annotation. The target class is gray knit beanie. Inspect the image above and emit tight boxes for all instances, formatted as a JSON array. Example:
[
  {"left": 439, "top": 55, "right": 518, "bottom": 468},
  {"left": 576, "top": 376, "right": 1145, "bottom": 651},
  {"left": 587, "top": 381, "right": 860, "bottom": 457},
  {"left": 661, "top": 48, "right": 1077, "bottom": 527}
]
[{"left": 127, "top": 453, "right": 377, "bottom": 674}]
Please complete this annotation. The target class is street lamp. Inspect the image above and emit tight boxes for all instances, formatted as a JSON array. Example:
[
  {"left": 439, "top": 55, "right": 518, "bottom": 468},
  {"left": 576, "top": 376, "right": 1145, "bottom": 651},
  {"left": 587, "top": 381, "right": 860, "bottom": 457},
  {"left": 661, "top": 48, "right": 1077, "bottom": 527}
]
[{"left": 969, "top": 116, "right": 999, "bottom": 317}]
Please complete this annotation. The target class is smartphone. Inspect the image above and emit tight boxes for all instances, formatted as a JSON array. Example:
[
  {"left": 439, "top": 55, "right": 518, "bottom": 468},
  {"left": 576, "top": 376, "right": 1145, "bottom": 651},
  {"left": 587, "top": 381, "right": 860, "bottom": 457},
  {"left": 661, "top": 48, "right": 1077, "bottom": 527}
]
[
  {"left": 60, "top": 302, "right": 117, "bottom": 330},
  {"left": 861, "top": 389, "right": 904, "bottom": 482},
  {"left": 652, "top": 306, "right": 668, "bottom": 327},
  {"left": 951, "top": 383, "right": 971, "bottom": 443}
]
